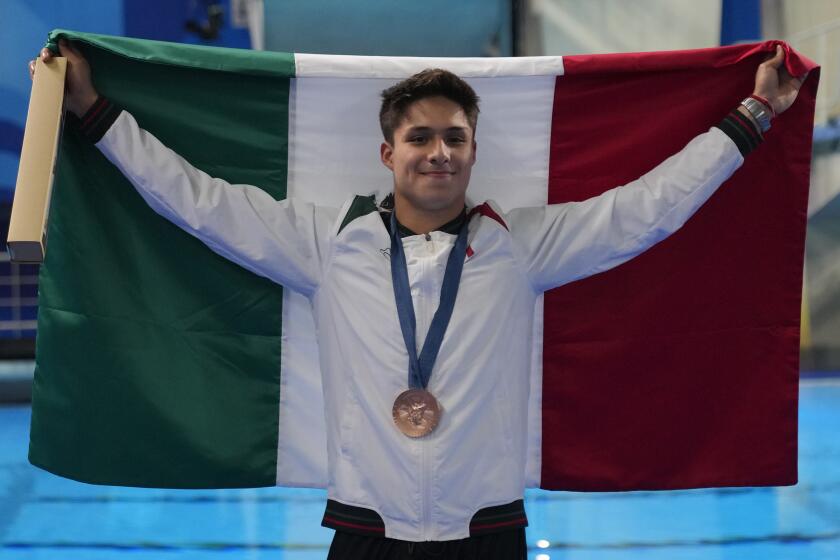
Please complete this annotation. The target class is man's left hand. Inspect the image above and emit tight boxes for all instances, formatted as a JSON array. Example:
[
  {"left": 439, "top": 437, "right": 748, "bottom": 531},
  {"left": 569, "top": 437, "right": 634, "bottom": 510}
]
[{"left": 753, "top": 44, "right": 807, "bottom": 116}]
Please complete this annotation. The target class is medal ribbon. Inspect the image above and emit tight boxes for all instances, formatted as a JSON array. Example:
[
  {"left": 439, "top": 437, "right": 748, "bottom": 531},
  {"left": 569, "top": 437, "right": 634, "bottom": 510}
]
[{"left": 389, "top": 211, "right": 469, "bottom": 390}]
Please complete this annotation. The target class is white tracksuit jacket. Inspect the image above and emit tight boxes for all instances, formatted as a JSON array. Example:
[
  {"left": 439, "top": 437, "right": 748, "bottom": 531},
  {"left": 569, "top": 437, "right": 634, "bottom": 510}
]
[{"left": 96, "top": 110, "right": 743, "bottom": 541}]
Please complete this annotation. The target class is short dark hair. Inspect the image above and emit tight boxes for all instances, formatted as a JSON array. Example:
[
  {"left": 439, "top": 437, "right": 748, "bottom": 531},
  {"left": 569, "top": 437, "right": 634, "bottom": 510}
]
[{"left": 379, "top": 68, "right": 480, "bottom": 144}]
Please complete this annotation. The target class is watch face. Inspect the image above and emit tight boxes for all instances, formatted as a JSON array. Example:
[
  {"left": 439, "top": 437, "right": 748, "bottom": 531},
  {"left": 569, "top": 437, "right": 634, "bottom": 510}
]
[{"left": 742, "top": 99, "right": 771, "bottom": 132}]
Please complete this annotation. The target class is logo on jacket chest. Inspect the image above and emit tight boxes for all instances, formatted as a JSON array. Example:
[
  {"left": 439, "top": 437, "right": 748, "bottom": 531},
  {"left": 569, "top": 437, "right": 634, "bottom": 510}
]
[{"left": 379, "top": 246, "right": 474, "bottom": 260}]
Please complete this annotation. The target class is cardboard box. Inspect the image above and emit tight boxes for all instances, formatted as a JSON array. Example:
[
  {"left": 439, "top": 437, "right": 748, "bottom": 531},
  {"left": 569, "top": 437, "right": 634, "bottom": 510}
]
[{"left": 7, "top": 57, "right": 67, "bottom": 264}]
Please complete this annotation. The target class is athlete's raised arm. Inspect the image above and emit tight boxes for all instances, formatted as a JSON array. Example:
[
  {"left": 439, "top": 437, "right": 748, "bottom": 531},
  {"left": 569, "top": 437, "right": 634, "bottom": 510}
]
[
  {"left": 507, "top": 45, "right": 806, "bottom": 293},
  {"left": 32, "top": 39, "right": 336, "bottom": 296}
]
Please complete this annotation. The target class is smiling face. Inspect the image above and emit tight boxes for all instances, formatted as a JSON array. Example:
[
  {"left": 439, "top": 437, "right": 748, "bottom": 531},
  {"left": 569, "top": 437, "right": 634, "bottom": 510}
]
[{"left": 380, "top": 96, "right": 477, "bottom": 219}]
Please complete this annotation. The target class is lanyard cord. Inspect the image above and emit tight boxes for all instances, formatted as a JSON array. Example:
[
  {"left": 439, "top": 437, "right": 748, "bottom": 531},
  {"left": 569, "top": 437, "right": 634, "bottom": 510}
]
[{"left": 389, "top": 211, "right": 469, "bottom": 390}]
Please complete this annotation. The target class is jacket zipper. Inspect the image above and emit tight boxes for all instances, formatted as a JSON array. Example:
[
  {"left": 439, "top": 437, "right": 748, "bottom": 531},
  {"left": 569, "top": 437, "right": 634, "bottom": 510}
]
[{"left": 419, "top": 234, "right": 434, "bottom": 539}]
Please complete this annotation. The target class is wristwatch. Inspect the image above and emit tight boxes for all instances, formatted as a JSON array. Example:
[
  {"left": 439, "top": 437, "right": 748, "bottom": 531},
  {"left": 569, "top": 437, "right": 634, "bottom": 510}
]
[{"left": 740, "top": 97, "right": 773, "bottom": 133}]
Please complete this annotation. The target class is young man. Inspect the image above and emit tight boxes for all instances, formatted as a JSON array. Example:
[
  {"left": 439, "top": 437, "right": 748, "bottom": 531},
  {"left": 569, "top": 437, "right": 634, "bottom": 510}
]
[{"left": 32, "top": 40, "right": 803, "bottom": 559}]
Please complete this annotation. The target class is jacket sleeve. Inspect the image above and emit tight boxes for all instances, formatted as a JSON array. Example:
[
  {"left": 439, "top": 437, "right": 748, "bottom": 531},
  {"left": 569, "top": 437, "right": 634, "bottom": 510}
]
[
  {"left": 95, "top": 110, "right": 337, "bottom": 296},
  {"left": 506, "top": 127, "right": 744, "bottom": 293}
]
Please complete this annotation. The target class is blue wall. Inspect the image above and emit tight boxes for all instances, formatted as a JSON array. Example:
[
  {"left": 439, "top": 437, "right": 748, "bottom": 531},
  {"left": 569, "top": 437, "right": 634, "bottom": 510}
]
[
  {"left": 0, "top": 0, "right": 250, "bottom": 203},
  {"left": 264, "top": 0, "right": 512, "bottom": 56},
  {"left": 0, "top": 1, "right": 123, "bottom": 201},
  {"left": 720, "top": 0, "right": 762, "bottom": 45}
]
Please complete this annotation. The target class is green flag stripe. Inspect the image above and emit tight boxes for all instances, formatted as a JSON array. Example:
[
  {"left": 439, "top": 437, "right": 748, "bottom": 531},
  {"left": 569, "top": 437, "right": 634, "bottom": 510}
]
[
  {"left": 47, "top": 29, "right": 295, "bottom": 78},
  {"left": 29, "top": 31, "right": 294, "bottom": 488}
]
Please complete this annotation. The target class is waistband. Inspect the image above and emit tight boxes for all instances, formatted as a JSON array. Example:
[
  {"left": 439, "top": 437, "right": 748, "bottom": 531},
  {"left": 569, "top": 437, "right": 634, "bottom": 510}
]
[{"left": 321, "top": 498, "right": 528, "bottom": 538}]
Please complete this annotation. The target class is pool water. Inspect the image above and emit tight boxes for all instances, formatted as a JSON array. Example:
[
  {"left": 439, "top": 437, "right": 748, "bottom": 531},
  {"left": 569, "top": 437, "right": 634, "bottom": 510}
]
[{"left": 1, "top": 380, "right": 838, "bottom": 559}]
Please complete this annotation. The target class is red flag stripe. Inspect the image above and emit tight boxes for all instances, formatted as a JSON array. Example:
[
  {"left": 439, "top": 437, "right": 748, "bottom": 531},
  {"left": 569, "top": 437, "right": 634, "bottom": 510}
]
[{"left": 540, "top": 41, "right": 817, "bottom": 491}]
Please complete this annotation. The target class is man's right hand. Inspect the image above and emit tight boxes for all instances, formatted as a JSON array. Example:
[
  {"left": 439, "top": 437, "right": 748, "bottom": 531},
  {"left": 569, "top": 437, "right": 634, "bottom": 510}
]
[{"left": 29, "top": 38, "right": 99, "bottom": 118}]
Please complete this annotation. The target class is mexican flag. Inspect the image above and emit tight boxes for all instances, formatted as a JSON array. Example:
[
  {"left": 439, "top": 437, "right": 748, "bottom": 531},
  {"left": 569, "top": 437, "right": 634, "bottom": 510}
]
[{"left": 29, "top": 29, "right": 818, "bottom": 490}]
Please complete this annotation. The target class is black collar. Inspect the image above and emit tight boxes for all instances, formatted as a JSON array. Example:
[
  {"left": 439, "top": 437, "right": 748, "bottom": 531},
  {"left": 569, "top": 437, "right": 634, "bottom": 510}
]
[{"left": 380, "top": 208, "right": 467, "bottom": 238}]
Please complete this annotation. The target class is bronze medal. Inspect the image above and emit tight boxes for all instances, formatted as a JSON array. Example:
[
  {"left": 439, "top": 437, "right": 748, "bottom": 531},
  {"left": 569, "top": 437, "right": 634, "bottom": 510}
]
[
  {"left": 388, "top": 211, "right": 466, "bottom": 439},
  {"left": 392, "top": 389, "right": 442, "bottom": 438}
]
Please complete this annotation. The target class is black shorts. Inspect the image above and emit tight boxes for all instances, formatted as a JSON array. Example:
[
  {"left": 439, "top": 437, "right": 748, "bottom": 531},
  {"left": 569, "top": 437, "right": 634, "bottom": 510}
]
[{"left": 327, "top": 528, "right": 527, "bottom": 560}]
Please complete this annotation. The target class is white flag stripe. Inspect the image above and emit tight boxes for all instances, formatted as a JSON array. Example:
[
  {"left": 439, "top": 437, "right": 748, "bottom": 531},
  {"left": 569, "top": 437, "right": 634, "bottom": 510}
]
[
  {"left": 277, "top": 70, "right": 558, "bottom": 487},
  {"left": 525, "top": 293, "right": 545, "bottom": 487},
  {"left": 276, "top": 291, "right": 329, "bottom": 488},
  {"left": 294, "top": 53, "right": 565, "bottom": 78}
]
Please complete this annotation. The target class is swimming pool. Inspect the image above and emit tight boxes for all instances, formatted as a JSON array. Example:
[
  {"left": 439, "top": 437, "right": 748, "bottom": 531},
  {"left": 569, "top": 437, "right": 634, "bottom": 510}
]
[{"left": 1, "top": 379, "right": 838, "bottom": 559}]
